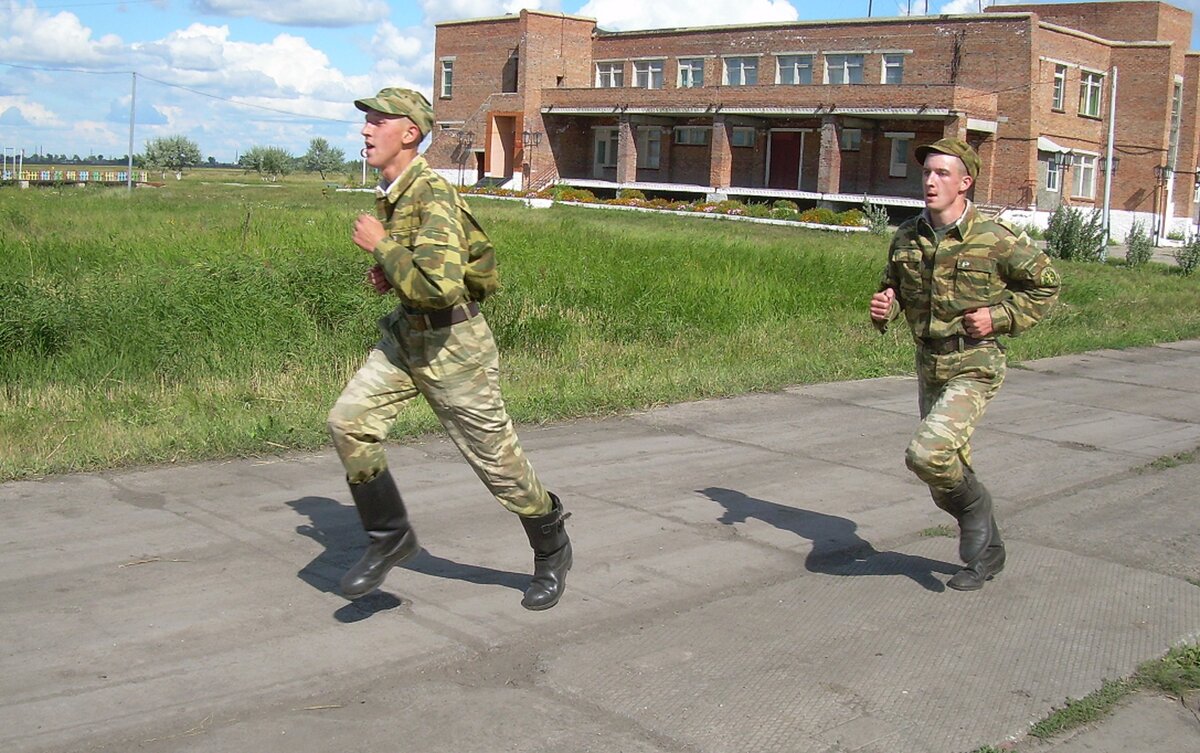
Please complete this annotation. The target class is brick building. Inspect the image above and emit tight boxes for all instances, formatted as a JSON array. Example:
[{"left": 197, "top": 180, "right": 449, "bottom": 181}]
[{"left": 426, "top": 2, "right": 1200, "bottom": 238}]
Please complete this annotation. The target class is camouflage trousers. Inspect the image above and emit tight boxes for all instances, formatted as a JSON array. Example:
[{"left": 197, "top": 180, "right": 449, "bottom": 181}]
[
  {"left": 326, "top": 307, "right": 551, "bottom": 517},
  {"left": 905, "top": 344, "right": 1006, "bottom": 492}
]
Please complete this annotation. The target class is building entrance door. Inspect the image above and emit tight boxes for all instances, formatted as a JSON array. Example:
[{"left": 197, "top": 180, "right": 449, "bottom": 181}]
[{"left": 768, "top": 131, "right": 809, "bottom": 190}]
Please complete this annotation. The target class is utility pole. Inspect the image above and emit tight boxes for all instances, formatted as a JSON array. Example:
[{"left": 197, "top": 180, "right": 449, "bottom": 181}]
[
  {"left": 127, "top": 72, "right": 136, "bottom": 192},
  {"left": 1100, "top": 66, "right": 1118, "bottom": 259}
]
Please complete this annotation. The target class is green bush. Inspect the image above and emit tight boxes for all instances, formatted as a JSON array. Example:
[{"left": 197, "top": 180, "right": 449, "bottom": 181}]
[
  {"left": 713, "top": 199, "right": 747, "bottom": 215},
  {"left": 772, "top": 199, "right": 799, "bottom": 212},
  {"left": 861, "top": 201, "right": 890, "bottom": 235},
  {"left": 617, "top": 188, "right": 646, "bottom": 200},
  {"left": 798, "top": 207, "right": 838, "bottom": 225},
  {"left": 1176, "top": 235, "right": 1200, "bottom": 275},
  {"left": 837, "top": 209, "right": 867, "bottom": 227},
  {"left": 770, "top": 207, "right": 799, "bottom": 221},
  {"left": 1045, "top": 204, "right": 1105, "bottom": 262},
  {"left": 1124, "top": 220, "right": 1154, "bottom": 268},
  {"left": 746, "top": 202, "right": 772, "bottom": 218}
]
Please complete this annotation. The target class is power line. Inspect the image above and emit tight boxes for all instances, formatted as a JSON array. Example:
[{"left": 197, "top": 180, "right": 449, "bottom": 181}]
[{"left": 0, "top": 61, "right": 358, "bottom": 124}]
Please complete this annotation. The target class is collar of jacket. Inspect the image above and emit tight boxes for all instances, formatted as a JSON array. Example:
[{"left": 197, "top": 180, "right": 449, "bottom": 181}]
[
  {"left": 376, "top": 155, "right": 428, "bottom": 205},
  {"left": 917, "top": 200, "right": 977, "bottom": 242}
]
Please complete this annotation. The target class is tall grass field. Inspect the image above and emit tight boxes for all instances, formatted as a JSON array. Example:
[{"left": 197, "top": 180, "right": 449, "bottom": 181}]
[{"left": 3, "top": 179, "right": 1198, "bottom": 479}]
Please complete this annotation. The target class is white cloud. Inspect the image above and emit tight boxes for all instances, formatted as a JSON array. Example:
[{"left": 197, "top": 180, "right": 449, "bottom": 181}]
[
  {"left": 134, "top": 24, "right": 363, "bottom": 103},
  {"left": 0, "top": 97, "right": 60, "bottom": 127},
  {"left": 0, "top": 3, "right": 124, "bottom": 65},
  {"left": 577, "top": 0, "right": 798, "bottom": 31},
  {"left": 191, "top": 0, "right": 390, "bottom": 28},
  {"left": 417, "top": 0, "right": 557, "bottom": 25}
]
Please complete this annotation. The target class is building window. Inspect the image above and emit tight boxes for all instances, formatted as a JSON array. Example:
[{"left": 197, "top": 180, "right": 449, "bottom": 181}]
[
  {"left": 596, "top": 62, "right": 624, "bottom": 88},
  {"left": 1079, "top": 70, "right": 1103, "bottom": 117},
  {"left": 826, "top": 54, "right": 864, "bottom": 85},
  {"left": 882, "top": 54, "right": 904, "bottom": 85},
  {"left": 840, "top": 129, "right": 861, "bottom": 151},
  {"left": 887, "top": 134, "right": 912, "bottom": 177},
  {"left": 731, "top": 127, "right": 756, "bottom": 148},
  {"left": 675, "top": 127, "right": 710, "bottom": 146},
  {"left": 777, "top": 55, "right": 813, "bottom": 85},
  {"left": 440, "top": 59, "right": 454, "bottom": 99},
  {"left": 724, "top": 57, "right": 758, "bottom": 86},
  {"left": 1052, "top": 64, "right": 1066, "bottom": 111},
  {"left": 594, "top": 128, "right": 618, "bottom": 167},
  {"left": 636, "top": 128, "right": 662, "bottom": 169},
  {"left": 1072, "top": 154, "right": 1096, "bottom": 198},
  {"left": 678, "top": 58, "right": 705, "bottom": 88},
  {"left": 1045, "top": 156, "right": 1061, "bottom": 193},
  {"left": 633, "top": 60, "right": 664, "bottom": 90}
]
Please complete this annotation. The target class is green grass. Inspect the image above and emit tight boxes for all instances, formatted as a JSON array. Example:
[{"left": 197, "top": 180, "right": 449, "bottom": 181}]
[
  {"left": 2, "top": 181, "right": 1199, "bottom": 479},
  {"left": 1144, "top": 447, "right": 1199, "bottom": 471},
  {"left": 968, "top": 642, "right": 1200, "bottom": 750},
  {"left": 919, "top": 524, "right": 957, "bottom": 538}
]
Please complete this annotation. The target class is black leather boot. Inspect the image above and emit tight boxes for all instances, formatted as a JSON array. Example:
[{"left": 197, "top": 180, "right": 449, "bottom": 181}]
[
  {"left": 519, "top": 493, "right": 572, "bottom": 611},
  {"left": 340, "top": 469, "right": 420, "bottom": 599},
  {"left": 948, "top": 516, "right": 1006, "bottom": 591},
  {"left": 940, "top": 470, "right": 994, "bottom": 564}
]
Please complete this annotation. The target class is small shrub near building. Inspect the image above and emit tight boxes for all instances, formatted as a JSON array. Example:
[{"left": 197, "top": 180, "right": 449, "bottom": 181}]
[
  {"left": 862, "top": 200, "right": 891, "bottom": 235},
  {"left": 616, "top": 188, "right": 646, "bottom": 200},
  {"left": 772, "top": 199, "right": 800, "bottom": 212},
  {"left": 837, "top": 209, "right": 867, "bottom": 227},
  {"left": 1176, "top": 236, "right": 1200, "bottom": 275},
  {"left": 1045, "top": 204, "right": 1105, "bottom": 262},
  {"left": 1124, "top": 221, "right": 1154, "bottom": 268}
]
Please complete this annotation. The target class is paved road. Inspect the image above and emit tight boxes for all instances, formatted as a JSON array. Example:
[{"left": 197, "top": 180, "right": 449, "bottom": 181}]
[{"left": 3, "top": 341, "right": 1199, "bottom": 753}]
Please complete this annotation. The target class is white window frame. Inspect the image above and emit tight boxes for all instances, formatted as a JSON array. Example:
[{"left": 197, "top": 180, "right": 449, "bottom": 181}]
[
  {"left": 633, "top": 59, "right": 665, "bottom": 90},
  {"left": 1072, "top": 153, "right": 1096, "bottom": 198},
  {"left": 594, "top": 127, "right": 618, "bottom": 167},
  {"left": 1052, "top": 64, "right": 1066, "bottom": 110},
  {"left": 723, "top": 56, "right": 759, "bottom": 86},
  {"left": 886, "top": 131, "right": 913, "bottom": 177},
  {"left": 777, "top": 54, "right": 813, "bottom": 85},
  {"left": 730, "top": 127, "right": 756, "bottom": 148},
  {"left": 675, "top": 127, "right": 711, "bottom": 146},
  {"left": 596, "top": 62, "right": 624, "bottom": 89},
  {"left": 1079, "top": 70, "right": 1104, "bottom": 118},
  {"left": 882, "top": 54, "right": 904, "bottom": 85},
  {"left": 678, "top": 58, "right": 705, "bottom": 88},
  {"left": 1045, "top": 156, "right": 1061, "bottom": 193},
  {"left": 825, "top": 53, "right": 864, "bottom": 85},
  {"left": 840, "top": 128, "right": 862, "bottom": 151},
  {"left": 636, "top": 127, "right": 662, "bottom": 169},
  {"left": 440, "top": 58, "right": 454, "bottom": 99}
]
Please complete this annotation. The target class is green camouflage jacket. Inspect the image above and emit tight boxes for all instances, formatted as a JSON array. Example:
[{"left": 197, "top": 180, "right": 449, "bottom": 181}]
[
  {"left": 875, "top": 202, "right": 1060, "bottom": 340},
  {"left": 372, "top": 156, "right": 497, "bottom": 311}
]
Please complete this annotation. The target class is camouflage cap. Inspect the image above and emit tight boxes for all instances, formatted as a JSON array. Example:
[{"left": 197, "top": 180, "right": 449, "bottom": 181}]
[
  {"left": 354, "top": 87, "right": 434, "bottom": 136},
  {"left": 915, "top": 137, "right": 980, "bottom": 179}
]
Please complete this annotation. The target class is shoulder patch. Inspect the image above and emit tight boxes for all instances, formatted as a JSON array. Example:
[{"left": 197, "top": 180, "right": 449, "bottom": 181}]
[{"left": 1039, "top": 266, "right": 1061, "bottom": 287}]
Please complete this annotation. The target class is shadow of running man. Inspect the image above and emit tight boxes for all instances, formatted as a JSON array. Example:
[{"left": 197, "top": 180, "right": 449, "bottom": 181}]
[
  {"left": 287, "top": 496, "right": 526, "bottom": 623},
  {"left": 698, "top": 487, "right": 956, "bottom": 592}
]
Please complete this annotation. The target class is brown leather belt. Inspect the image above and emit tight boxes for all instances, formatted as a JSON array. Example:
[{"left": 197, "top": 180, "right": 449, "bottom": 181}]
[
  {"left": 919, "top": 335, "right": 996, "bottom": 355},
  {"left": 404, "top": 301, "right": 480, "bottom": 331}
]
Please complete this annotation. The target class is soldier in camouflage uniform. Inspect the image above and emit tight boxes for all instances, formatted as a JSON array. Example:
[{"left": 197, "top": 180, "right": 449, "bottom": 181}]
[
  {"left": 327, "top": 88, "right": 571, "bottom": 610},
  {"left": 869, "top": 138, "right": 1059, "bottom": 591}
]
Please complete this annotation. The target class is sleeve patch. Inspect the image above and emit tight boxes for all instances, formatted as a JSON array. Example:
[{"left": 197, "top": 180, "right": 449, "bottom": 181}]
[{"left": 1040, "top": 267, "right": 1061, "bottom": 286}]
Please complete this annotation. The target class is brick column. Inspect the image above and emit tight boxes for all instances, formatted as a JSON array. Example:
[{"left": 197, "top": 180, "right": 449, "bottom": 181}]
[
  {"left": 942, "top": 113, "right": 968, "bottom": 141},
  {"left": 816, "top": 116, "right": 842, "bottom": 194},
  {"left": 709, "top": 116, "right": 733, "bottom": 190},
  {"left": 616, "top": 116, "right": 637, "bottom": 184}
]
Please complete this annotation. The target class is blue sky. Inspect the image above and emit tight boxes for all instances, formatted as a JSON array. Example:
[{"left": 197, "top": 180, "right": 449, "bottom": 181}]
[{"left": 2, "top": 1, "right": 1198, "bottom": 163}]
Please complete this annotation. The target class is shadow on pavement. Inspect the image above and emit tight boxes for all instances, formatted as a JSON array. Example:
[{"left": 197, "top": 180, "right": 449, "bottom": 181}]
[
  {"left": 287, "top": 496, "right": 526, "bottom": 622},
  {"left": 699, "top": 487, "right": 956, "bottom": 592}
]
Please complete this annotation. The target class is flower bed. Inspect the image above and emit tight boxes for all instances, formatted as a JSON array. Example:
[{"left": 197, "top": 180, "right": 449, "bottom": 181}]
[{"left": 460, "top": 185, "right": 870, "bottom": 232}]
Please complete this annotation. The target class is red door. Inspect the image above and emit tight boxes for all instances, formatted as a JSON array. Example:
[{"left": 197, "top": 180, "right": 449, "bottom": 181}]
[{"left": 769, "top": 132, "right": 801, "bottom": 190}]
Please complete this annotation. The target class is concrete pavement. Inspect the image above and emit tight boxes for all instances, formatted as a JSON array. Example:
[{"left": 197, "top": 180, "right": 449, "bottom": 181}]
[{"left": 2, "top": 341, "right": 1199, "bottom": 753}]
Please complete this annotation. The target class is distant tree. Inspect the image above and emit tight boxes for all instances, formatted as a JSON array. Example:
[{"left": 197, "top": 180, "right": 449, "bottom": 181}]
[
  {"left": 240, "top": 145, "right": 294, "bottom": 181},
  {"left": 207, "top": 156, "right": 217, "bottom": 166},
  {"left": 142, "top": 135, "right": 202, "bottom": 180},
  {"left": 303, "top": 137, "right": 345, "bottom": 180}
]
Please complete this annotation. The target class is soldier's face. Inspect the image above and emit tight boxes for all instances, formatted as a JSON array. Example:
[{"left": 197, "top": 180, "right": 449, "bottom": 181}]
[
  {"left": 922, "top": 154, "right": 973, "bottom": 215},
  {"left": 361, "top": 112, "right": 421, "bottom": 172}
]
